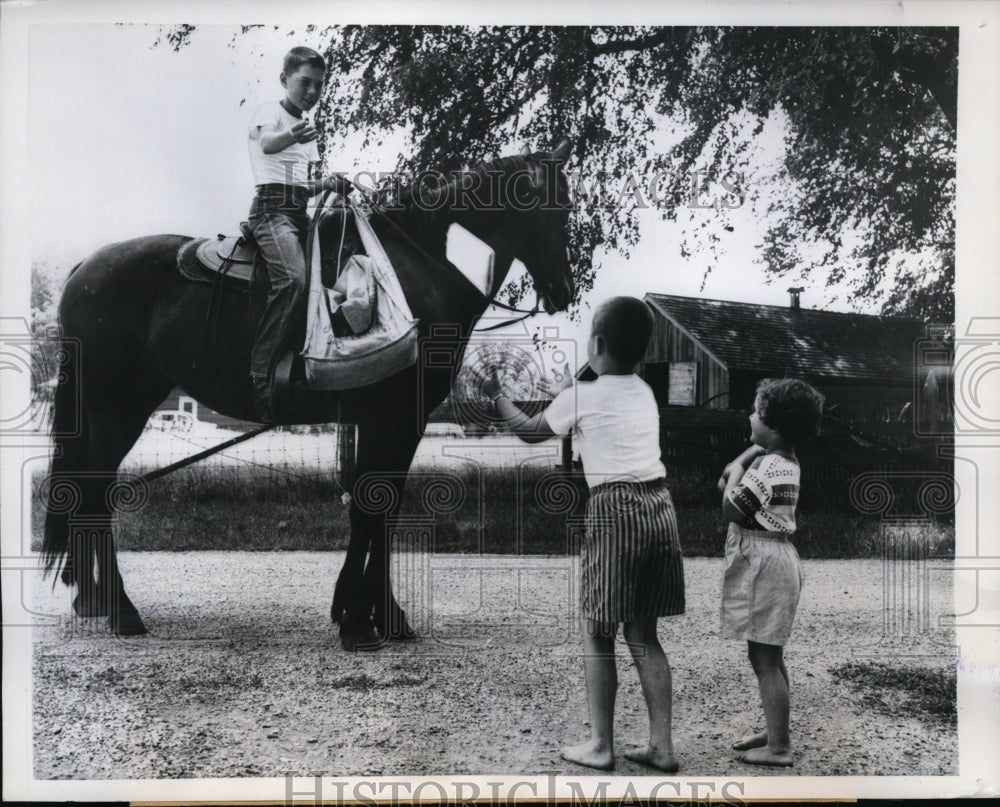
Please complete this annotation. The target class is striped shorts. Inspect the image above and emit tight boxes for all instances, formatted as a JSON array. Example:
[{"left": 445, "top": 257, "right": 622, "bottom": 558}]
[{"left": 581, "top": 478, "right": 685, "bottom": 622}]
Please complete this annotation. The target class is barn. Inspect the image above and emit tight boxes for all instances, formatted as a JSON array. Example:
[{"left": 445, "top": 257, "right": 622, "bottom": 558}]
[
  {"left": 636, "top": 291, "right": 952, "bottom": 437},
  {"left": 154, "top": 390, "right": 257, "bottom": 431}
]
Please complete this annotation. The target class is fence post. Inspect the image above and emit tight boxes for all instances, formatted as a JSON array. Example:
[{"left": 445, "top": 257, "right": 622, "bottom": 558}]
[{"left": 561, "top": 430, "right": 573, "bottom": 472}]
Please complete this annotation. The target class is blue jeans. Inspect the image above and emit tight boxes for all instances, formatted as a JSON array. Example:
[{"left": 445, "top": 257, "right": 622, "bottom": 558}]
[{"left": 248, "top": 185, "right": 312, "bottom": 380}]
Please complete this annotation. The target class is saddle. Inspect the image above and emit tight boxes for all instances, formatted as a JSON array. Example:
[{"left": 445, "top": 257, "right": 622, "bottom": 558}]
[
  {"left": 177, "top": 215, "right": 356, "bottom": 288},
  {"left": 192, "top": 224, "right": 259, "bottom": 282},
  {"left": 176, "top": 201, "right": 419, "bottom": 407}
]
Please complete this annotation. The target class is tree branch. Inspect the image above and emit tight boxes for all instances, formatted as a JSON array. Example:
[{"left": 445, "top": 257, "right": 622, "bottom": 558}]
[
  {"left": 587, "top": 28, "right": 685, "bottom": 56},
  {"left": 871, "top": 33, "right": 957, "bottom": 130}
]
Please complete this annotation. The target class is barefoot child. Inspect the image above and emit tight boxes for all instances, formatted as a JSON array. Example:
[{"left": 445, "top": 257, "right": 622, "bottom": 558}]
[
  {"left": 718, "top": 378, "right": 824, "bottom": 767},
  {"left": 481, "top": 296, "right": 685, "bottom": 771}
]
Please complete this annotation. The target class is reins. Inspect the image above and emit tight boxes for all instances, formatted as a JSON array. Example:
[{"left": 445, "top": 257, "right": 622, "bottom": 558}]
[{"left": 334, "top": 177, "right": 544, "bottom": 332}]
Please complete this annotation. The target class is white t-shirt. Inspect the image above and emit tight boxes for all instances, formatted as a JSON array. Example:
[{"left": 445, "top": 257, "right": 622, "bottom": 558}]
[
  {"left": 248, "top": 100, "right": 320, "bottom": 187},
  {"left": 543, "top": 374, "right": 667, "bottom": 489}
]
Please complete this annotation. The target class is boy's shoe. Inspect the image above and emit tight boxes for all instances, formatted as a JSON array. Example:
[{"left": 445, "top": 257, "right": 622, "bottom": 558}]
[{"left": 252, "top": 375, "right": 275, "bottom": 423}]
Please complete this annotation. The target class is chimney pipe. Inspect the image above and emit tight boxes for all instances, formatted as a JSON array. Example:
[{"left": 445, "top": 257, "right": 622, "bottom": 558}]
[{"left": 787, "top": 286, "right": 804, "bottom": 309}]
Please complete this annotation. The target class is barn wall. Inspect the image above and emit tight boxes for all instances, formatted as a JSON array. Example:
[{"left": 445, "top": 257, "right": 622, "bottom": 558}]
[{"left": 641, "top": 314, "right": 729, "bottom": 408}]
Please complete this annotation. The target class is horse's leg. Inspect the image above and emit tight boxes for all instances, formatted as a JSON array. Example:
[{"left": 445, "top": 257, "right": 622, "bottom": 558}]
[
  {"left": 77, "top": 375, "right": 172, "bottom": 635},
  {"left": 331, "top": 417, "right": 386, "bottom": 651},
  {"left": 331, "top": 416, "right": 421, "bottom": 650},
  {"left": 366, "top": 424, "right": 424, "bottom": 641},
  {"left": 331, "top": 498, "right": 375, "bottom": 651}
]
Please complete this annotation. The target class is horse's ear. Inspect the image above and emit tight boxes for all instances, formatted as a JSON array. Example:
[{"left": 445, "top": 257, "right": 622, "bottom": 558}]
[
  {"left": 551, "top": 139, "right": 571, "bottom": 163},
  {"left": 519, "top": 145, "right": 531, "bottom": 157}
]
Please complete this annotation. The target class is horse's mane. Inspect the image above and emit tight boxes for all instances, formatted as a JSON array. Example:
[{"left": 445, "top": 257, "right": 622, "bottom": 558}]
[
  {"left": 475, "top": 155, "right": 531, "bottom": 177},
  {"left": 379, "top": 154, "right": 534, "bottom": 231}
]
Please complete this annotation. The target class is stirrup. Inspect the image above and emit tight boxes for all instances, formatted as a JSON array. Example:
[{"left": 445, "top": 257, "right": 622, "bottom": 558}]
[{"left": 270, "top": 351, "right": 296, "bottom": 415}]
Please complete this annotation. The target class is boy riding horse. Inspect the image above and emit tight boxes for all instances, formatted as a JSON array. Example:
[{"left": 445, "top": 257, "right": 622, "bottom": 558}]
[{"left": 247, "top": 46, "right": 349, "bottom": 422}]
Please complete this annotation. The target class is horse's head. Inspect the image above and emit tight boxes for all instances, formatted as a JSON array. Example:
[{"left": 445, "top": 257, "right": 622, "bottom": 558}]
[
  {"left": 504, "top": 139, "right": 576, "bottom": 314},
  {"left": 333, "top": 141, "right": 577, "bottom": 318},
  {"left": 436, "top": 140, "right": 576, "bottom": 314}
]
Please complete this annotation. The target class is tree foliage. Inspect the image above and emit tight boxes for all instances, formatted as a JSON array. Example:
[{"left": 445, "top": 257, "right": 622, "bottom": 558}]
[
  {"left": 165, "top": 25, "right": 957, "bottom": 320},
  {"left": 30, "top": 260, "right": 65, "bottom": 404}
]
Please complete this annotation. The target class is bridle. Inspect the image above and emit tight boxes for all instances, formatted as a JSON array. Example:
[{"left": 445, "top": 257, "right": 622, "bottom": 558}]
[{"left": 323, "top": 167, "right": 569, "bottom": 332}]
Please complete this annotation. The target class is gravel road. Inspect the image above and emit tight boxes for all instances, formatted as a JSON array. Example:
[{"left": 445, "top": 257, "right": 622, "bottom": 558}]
[{"left": 29, "top": 552, "right": 956, "bottom": 780}]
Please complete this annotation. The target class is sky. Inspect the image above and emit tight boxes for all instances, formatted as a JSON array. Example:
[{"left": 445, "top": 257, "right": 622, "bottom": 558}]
[{"left": 20, "top": 21, "right": 892, "bottom": 363}]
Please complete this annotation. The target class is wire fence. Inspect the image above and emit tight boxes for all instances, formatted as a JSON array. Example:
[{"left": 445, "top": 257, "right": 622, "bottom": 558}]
[
  {"left": 33, "top": 400, "right": 955, "bottom": 535},
  {"left": 124, "top": 421, "right": 565, "bottom": 479}
]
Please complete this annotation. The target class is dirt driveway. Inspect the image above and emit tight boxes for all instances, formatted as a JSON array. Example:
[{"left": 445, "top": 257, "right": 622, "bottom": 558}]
[{"left": 29, "top": 552, "right": 955, "bottom": 781}]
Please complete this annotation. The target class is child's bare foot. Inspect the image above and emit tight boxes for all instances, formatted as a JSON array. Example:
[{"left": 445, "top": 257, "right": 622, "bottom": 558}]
[
  {"left": 560, "top": 740, "right": 615, "bottom": 771},
  {"left": 624, "top": 744, "right": 679, "bottom": 773},
  {"left": 732, "top": 730, "right": 768, "bottom": 751},
  {"left": 734, "top": 746, "right": 794, "bottom": 767}
]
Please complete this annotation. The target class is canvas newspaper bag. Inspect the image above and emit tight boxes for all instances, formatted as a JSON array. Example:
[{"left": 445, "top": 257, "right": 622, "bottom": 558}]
[{"left": 302, "top": 201, "right": 419, "bottom": 390}]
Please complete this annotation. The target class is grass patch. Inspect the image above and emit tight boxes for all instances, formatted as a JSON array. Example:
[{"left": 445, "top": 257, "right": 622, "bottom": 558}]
[
  {"left": 830, "top": 661, "right": 957, "bottom": 728},
  {"left": 30, "top": 465, "right": 954, "bottom": 558}
]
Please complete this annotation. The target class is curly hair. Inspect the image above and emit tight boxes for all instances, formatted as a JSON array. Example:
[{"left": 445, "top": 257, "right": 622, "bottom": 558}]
[{"left": 755, "top": 378, "right": 825, "bottom": 444}]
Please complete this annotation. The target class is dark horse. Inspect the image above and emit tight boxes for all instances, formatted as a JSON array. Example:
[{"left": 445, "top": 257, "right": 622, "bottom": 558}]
[{"left": 42, "top": 141, "right": 575, "bottom": 650}]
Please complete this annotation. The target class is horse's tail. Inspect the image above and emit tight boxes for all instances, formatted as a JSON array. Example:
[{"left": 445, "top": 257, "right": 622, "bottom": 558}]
[{"left": 41, "top": 322, "right": 88, "bottom": 585}]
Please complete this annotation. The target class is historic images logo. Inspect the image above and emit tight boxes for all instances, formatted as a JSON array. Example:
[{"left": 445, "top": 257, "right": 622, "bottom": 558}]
[{"left": 311, "top": 167, "right": 746, "bottom": 213}]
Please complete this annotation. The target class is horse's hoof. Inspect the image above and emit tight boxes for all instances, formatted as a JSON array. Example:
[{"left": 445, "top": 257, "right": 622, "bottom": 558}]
[
  {"left": 339, "top": 617, "right": 384, "bottom": 652},
  {"left": 109, "top": 610, "right": 148, "bottom": 636},
  {"left": 72, "top": 594, "right": 108, "bottom": 618}
]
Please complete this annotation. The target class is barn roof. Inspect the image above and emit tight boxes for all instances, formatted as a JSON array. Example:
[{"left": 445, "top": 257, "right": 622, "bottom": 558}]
[{"left": 644, "top": 293, "right": 928, "bottom": 383}]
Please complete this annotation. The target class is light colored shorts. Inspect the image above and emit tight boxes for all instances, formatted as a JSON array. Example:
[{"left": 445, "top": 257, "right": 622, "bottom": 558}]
[
  {"left": 720, "top": 522, "right": 804, "bottom": 646},
  {"left": 581, "top": 479, "right": 685, "bottom": 622}
]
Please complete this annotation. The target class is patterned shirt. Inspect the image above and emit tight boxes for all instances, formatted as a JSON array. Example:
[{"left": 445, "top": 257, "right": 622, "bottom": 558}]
[{"left": 727, "top": 453, "right": 800, "bottom": 533}]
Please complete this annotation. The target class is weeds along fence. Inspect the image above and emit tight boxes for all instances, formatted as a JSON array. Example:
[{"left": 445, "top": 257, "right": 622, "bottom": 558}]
[
  {"left": 30, "top": 408, "right": 955, "bottom": 558},
  {"left": 30, "top": 421, "right": 358, "bottom": 552},
  {"left": 30, "top": 419, "right": 575, "bottom": 554}
]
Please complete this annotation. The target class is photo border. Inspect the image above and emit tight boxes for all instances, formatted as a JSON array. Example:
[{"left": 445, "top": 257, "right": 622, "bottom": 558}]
[{"left": 2, "top": 0, "right": 997, "bottom": 802}]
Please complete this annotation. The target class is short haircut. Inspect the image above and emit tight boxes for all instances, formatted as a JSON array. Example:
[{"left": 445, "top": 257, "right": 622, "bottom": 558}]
[
  {"left": 593, "top": 296, "right": 654, "bottom": 366},
  {"left": 755, "top": 378, "right": 825, "bottom": 443},
  {"left": 283, "top": 46, "right": 326, "bottom": 75}
]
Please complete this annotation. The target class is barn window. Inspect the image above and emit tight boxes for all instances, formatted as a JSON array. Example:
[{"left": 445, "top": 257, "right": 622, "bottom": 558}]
[
  {"left": 668, "top": 362, "right": 698, "bottom": 405},
  {"left": 643, "top": 361, "right": 698, "bottom": 406}
]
